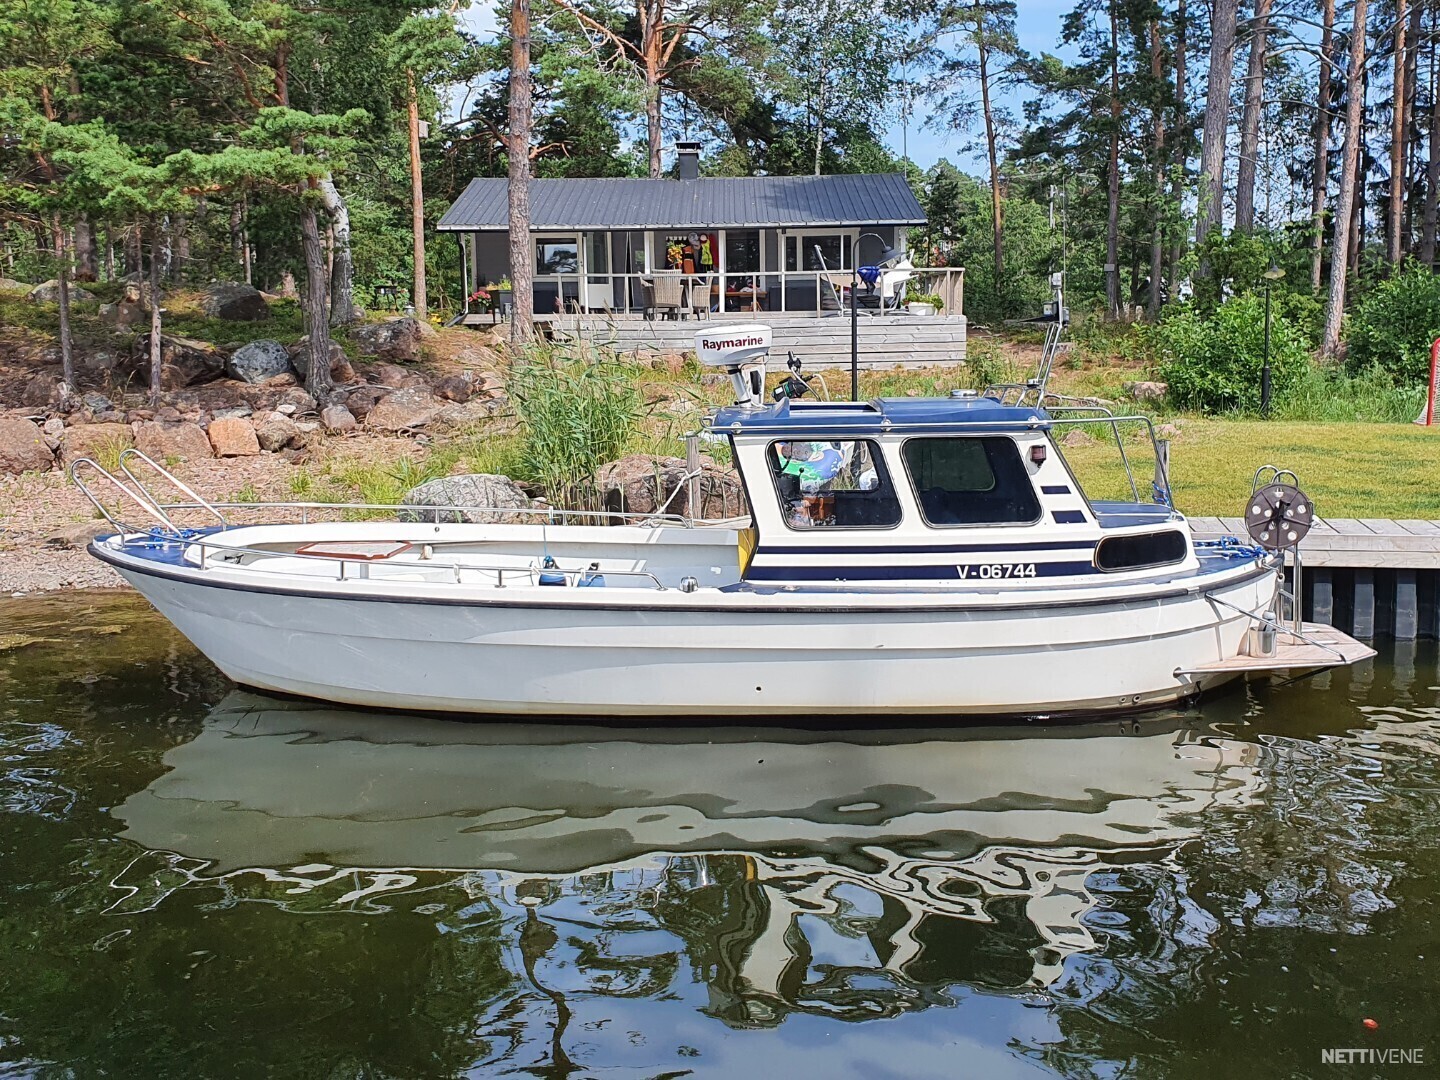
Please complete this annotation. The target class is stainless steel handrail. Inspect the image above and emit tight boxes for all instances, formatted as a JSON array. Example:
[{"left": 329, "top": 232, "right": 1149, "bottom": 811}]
[
  {"left": 160, "top": 533, "right": 670, "bottom": 590},
  {"left": 147, "top": 500, "right": 703, "bottom": 528},
  {"left": 707, "top": 410, "right": 1174, "bottom": 507},
  {"left": 69, "top": 457, "right": 176, "bottom": 535},
  {"left": 118, "top": 449, "right": 229, "bottom": 530}
]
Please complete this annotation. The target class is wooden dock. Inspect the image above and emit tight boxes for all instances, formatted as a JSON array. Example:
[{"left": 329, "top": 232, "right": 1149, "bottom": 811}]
[
  {"left": 1190, "top": 517, "right": 1440, "bottom": 640},
  {"left": 1189, "top": 517, "right": 1440, "bottom": 568}
]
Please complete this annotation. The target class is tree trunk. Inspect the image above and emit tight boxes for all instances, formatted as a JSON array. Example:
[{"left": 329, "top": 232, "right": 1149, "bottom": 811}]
[
  {"left": 73, "top": 214, "right": 97, "bottom": 282},
  {"left": 643, "top": 0, "right": 664, "bottom": 178},
  {"left": 406, "top": 70, "right": 428, "bottom": 318},
  {"left": 1423, "top": 18, "right": 1440, "bottom": 264},
  {"left": 52, "top": 214, "right": 75, "bottom": 400},
  {"left": 1196, "top": 0, "right": 1238, "bottom": 254},
  {"left": 1402, "top": 0, "right": 1423, "bottom": 251},
  {"left": 124, "top": 225, "right": 142, "bottom": 278},
  {"left": 508, "top": 0, "right": 535, "bottom": 347},
  {"left": 1388, "top": 0, "right": 1409, "bottom": 265},
  {"left": 102, "top": 225, "right": 114, "bottom": 281},
  {"left": 158, "top": 213, "right": 173, "bottom": 280},
  {"left": 1105, "top": 0, "right": 1122, "bottom": 317},
  {"left": 1148, "top": 17, "right": 1166, "bottom": 318},
  {"left": 977, "top": 4, "right": 1004, "bottom": 302},
  {"left": 1311, "top": 0, "right": 1335, "bottom": 291},
  {"left": 299, "top": 198, "right": 335, "bottom": 403},
  {"left": 1234, "top": 0, "right": 1273, "bottom": 233},
  {"left": 173, "top": 213, "right": 189, "bottom": 282},
  {"left": 1350, "top": 140, "right": 1366, "bottom": 280},
  {"left": 1322, "top": 0, "right": 1369, "bottom": 359},
  {"left": 230, "top": 201, "right": 245, "bottom": 270},
  {"left": 148, "top": 219, "right": 164, "bottom": 404},
  {"left": 813, "top": 96, "right": 825, "bottom": 176},
  {"left": 1167, "top": 0, "right": 1189, "bottom": 292},
  {"left": 319, "top": 175, "right": 358, "bottom": 325}
]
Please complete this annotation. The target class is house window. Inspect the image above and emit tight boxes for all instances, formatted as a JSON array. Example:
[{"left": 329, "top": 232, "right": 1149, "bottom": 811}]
[
  {"left": 768, "top": 440, "right": 901, "bottom": 529},
  {"left": 902, "top": 438, "right": 1042, "bottom": 527},
  {"left": 725, "top": 230, "right": 761, "bottom": 274},
  {"left": 785, "top": 233, "right": 852, "bottom": 271},
  {"left": 536, "top": 238, "right": 579, "bottom": 275}
]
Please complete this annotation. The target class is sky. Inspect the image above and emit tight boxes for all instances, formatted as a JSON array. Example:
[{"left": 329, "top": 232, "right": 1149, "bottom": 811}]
[{"left": 454, "top": 1, "right": 1080, "bottom": 173}]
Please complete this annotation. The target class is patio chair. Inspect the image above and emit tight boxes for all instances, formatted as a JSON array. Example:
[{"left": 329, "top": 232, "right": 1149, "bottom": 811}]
[
  {"left": 688, "top": 273, "right": 715, "bottom": 318},
  {"left": 645, "top": 273, "right": 687, "bottom": 320}
]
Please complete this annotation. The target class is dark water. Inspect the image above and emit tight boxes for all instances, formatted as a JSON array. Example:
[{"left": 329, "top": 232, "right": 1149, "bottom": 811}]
[{"left": 2, "top": 595, "right": 1437, "bottom": 1079}]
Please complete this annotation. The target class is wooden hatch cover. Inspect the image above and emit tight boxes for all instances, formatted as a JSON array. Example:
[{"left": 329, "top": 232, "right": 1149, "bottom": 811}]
[{"left": 294, "top": 540, "right": 413, "bottom": 561}]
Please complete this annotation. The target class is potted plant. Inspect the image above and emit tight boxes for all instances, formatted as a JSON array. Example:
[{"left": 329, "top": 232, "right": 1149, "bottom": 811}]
[{"left": 904, "top": 287, "right": 944, "bottom": 316}]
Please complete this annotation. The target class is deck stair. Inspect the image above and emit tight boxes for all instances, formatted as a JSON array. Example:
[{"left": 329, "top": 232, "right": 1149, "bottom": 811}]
[{"left": 537, "top": 312, "right": 969, "bottom": 369}]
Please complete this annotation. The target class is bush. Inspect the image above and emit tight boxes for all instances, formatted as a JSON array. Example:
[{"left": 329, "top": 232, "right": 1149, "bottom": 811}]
[
  {"left": 1154, "top": 294, "right": 1311, "bottom": 413},
  {"left": 963, "top": 337, "right": 1015, "bottom": 389},
  {"left": 1345, "top": 262, "right": 1440, "bottom": 382}
]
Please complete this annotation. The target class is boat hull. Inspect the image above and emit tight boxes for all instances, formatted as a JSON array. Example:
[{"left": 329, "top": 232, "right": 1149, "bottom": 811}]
[{"left": 110, "top": 558, "right": 1276, "bottom": 718}]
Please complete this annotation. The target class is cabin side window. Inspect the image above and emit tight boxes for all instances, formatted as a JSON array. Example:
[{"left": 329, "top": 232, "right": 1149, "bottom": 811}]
[
  {"left": 767, "top": 440, "right": 902, "bottom": 529},
  {"left": 902, "top": 437, "right": 1042, "bottom": 526}
]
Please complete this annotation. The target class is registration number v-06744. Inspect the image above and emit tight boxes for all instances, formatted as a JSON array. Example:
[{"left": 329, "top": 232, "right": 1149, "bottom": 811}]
[{"left": 956, "top": 563, "right": 1038, "bottom": 580}]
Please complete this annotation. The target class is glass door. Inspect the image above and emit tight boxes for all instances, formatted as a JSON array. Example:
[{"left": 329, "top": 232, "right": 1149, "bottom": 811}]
[{"left": 534, "top": 235, "right": 580, "bottom": 314}]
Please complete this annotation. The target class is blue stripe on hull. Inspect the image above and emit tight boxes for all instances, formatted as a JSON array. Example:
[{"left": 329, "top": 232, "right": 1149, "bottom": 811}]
[
  {"left": 758, "top": 540, "right": 1098, "bottom": 556},
  {"left": 745, "top": 561, "right": 1100, "bottom": 582}
]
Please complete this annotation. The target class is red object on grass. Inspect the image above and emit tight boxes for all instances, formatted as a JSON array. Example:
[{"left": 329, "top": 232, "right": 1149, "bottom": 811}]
[
  {"left": 1426, "top": 339, "right": 1440, "bottom": 425},
  {"left": 1363, "top": 1018, "right": 1379, "bottom": 1030}
]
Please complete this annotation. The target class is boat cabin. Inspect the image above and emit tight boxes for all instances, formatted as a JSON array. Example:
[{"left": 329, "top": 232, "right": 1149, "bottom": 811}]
[{"left": 710, "top": 395, "right": 1195, "bottom": 586}]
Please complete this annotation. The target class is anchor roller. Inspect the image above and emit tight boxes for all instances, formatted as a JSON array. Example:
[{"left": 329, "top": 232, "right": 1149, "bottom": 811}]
[{"left": 1244, "top": 483, "right": 1314, "bottom": 550}]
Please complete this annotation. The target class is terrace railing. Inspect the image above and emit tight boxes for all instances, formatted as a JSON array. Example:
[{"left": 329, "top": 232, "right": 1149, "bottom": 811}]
[{"left": 471, "top": 267, "right": 964, "bottom": 320}]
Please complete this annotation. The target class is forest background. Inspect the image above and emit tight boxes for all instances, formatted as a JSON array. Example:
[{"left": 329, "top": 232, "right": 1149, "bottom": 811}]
[{"left": 7, "top": 0, "right": 1440, "bottom": 416}]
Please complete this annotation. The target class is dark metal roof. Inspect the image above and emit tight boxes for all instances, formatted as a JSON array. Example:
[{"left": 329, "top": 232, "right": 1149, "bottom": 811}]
[
  {"left": 436, "top": 174, "right": 926, "bottom": 232},
  {"left": 708, "top": 397, "right": 1050, "bottom": 435}
]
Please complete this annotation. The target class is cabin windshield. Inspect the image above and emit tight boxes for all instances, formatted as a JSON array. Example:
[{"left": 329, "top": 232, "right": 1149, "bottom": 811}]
[
  {"left": 767, "top": 440, "right": 901, "bottom": 529},
  {"left": 902, "top": 437, "right": 1042, "bottom": 526}
]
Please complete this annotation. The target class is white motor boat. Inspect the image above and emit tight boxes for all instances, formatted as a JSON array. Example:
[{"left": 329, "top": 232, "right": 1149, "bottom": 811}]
[{"left": 74, "top": 327, "right": 1371, "bottom": 718}]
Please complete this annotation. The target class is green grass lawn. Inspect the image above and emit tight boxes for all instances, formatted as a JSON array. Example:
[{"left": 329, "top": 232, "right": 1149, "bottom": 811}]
[{"left": 1063, "top": 420, "right": 1440, "bottom": 518}]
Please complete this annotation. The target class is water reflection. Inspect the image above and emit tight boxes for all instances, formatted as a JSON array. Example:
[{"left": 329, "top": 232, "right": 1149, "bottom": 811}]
[
  {"left": 6, "top": 596, "right": 1440, "bottom": 1078},
  {"left": 112, "top": 695, "right": 1271, "bottom": 1033}
]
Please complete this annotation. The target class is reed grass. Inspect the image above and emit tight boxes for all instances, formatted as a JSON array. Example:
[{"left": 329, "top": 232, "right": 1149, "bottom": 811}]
[{"left": 507, "top": 341, "right": 644, "bottom": 509}]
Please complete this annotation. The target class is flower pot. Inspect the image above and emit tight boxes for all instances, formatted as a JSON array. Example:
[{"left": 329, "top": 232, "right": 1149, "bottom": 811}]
[{"left": 907, "top": 301, "right": 936, "bottom": 316}]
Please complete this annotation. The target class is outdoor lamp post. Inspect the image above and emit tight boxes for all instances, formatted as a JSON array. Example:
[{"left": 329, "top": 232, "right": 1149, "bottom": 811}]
[
  {"left": 850, "top": 232, "right": 896, "bottom": 401},
  {"left": 1261, "top": 262, "right": 1286, "bottom": 418}
]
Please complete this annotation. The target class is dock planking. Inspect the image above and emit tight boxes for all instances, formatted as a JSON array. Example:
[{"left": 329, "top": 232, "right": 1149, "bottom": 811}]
[{"left": 1189, "top": 516, "right": 1440, "bottom": 568}]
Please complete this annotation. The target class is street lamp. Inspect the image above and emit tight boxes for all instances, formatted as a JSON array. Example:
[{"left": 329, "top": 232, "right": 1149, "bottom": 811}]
[
  {"left": 1261, "top": 262, "right": 1286, "bottom": 419},
  {"left": 849, "top": 232, "right": 899, "bottom": 401}
]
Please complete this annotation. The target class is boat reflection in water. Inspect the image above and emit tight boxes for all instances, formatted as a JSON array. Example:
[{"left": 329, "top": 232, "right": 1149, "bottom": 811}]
[{"left": 112, "top": 693, "right": 1268, "bottom": 1040}]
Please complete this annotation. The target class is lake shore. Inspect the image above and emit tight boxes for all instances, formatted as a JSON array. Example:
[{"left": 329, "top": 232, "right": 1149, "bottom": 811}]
[{"left": 0, "top": 434, "right": 426, "bottom": 595}]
